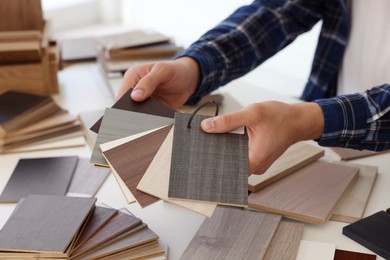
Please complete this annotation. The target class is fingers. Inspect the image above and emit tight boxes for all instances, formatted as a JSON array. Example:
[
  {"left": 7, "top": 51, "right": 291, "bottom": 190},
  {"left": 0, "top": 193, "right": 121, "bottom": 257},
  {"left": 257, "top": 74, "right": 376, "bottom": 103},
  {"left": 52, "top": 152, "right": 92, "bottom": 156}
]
[{"left": 201, "top": 109, "right": 247, "bottom": 133}]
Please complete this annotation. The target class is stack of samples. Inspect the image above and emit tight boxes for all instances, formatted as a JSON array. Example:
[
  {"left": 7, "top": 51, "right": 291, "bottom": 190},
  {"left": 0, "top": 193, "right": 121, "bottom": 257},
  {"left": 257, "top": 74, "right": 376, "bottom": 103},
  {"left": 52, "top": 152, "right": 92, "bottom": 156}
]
[
  {"left": 0, "top": 195, "right": 166, "bottom": 260},
  {"left": 0, "top": 0, "right": 59, "bottom": 95},
  {"left": 0, "top": 91, "right": 83, "bottom": 153}
]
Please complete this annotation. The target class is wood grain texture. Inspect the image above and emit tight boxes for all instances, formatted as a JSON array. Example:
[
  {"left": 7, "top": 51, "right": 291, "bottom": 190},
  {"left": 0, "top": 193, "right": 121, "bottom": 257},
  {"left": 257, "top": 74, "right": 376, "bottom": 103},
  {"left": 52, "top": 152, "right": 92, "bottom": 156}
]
[
  {"left": 91, "top": 108, "right": 173, "bottom": 166},
  {"left": 296, "top": 240, "right": 336, "bottom": 260},
  {"left": 0, "top": 156, "right": 78, "bottom": 203},
  {"left": 343, "top": 210, "right": 390, "bottom": 259},
  {"left": 102, "top": 125, "right": 172, "bottom": 207},
  {"left": 331, "top": 147, "right": 386, "bottom": 160},
  {"left": 0, "top": 0, "right": 44, "bottom": 31},
  {"left": 90, "top": 88, "right": 175, "bottom": 133},
  {"left": 97, "top": 241, "right": 165, "bottom": 260},
  {"left": 70, "top": 211, "right": 141, "bottom": 258},
  {"left": 180, "top": 206, "right": 281, "bottom": 260},
  {"left": 249, "top": 142, "right": 324, "bottom": 192},
  {"left": 72, "top": 207, "right": 118, "bottom": 252},
  {"left": 137, "top": 128, "right": 217, "bottom": 217},
  {"left": 331, "top": 162, "right": 378, "bottom": 223},
  {"left": 169, "top": 113, "right": 248, "bottom": 206},
  {"left": 263, "top": 220, "right": 305, "bottom": 260},
  {"left": 248, "top": 161, "right": 358, "bottom": 224},
  {"left": 0, "top": 195, "right": 96, "bottom": 254},
  {"left": 77, "top": 227, "right": 159, "bottom": 260},
  {"left": 67, "top": 158, "right": 110, "bottom": 197},
  {"left": 333, "top": 249, "right": 377, "bottom": 260}
]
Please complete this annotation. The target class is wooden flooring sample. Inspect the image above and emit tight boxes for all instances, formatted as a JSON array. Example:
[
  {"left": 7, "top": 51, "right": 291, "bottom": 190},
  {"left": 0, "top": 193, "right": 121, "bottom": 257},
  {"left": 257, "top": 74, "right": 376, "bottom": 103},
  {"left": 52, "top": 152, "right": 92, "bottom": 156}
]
[
  {"left": 102, "top": 125, "right": 172, "bottom": 207},
  {"left": 78, "top": 227, "right": 159, "bottom": 260},
  {"left": 78, "top": 109, "right": 104, "bottom": 148},
  {"left": 296, "top": 240, "right": 336, "bottom": 260},
  {"left": 67, "top": 158, "right": 110, "bottom": 197},
  {"left": 97, "top": 241, "right": 165, "bottom": 260},
  {"left": 180, "top": 206, "right": 281, "bottom": 260},
  {"left": 343, "top": 210, "right": 390, "bottom": 259},
  {"left": 72, "top": 207, "right": 118, "bottom": 251},
  {"left": 0, "top": 156, "right": 78, "bottom": 202},
  {"left": 263, "top": 220, "right": 304, "bottom": 260},
  {"left": 333, "top": 249, "right": 377, "bottom": 260},
  {"left": 0, "top": 195, "right": 96, "bottom": 254},
  {"left": 249, "top": 142, "right": 324, "bottom": 192},
  {"left": 71, "top": 211, "right": 142, "bottom": 258},
  {"left": 91, "top": 108, "right": 173, "bottom": 166},
  {"left": 137, "top": 128, "right": 217, "bottom": 217},
  {"left": 331, "top": 163, "right": 378, "bottom": 223},
  {"left": 248, "top": 161, "right": 358, "bottom": 224},
  {"left": 169, "top": 113, "right": 248, "bottom": 206},
  {"left": 90, "top": 88, "right": 175, "bottom": 133},
  {"left": 331, "top": 147, "right": 386, "bottom": 160},
  {"left": 0, "top": 0, "right": 43, "bottom": 31}
]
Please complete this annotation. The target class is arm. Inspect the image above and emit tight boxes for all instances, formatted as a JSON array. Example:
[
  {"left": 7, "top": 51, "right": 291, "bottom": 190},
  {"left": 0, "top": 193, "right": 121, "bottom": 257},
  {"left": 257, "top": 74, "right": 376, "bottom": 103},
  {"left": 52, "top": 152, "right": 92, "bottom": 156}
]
[{"left": 201, "top": 84, "right": 390, "bottom": 174}]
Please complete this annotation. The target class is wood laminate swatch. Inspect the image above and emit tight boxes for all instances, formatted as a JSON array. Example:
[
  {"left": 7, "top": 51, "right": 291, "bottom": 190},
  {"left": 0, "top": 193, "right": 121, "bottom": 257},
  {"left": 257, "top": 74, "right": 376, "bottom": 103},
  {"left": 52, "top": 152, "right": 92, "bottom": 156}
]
[
  {"left": 331, "top": 163, "right": 378, "bottom": 223},
  {"left": 90, "top": 88, "right": 175, "bottom": 133},
  {"left": 0, "top": 0, "right": 43, "bottom": 31},
  {"left": 343, "top": 210, "right": 390, "bottom": 259},
  {"left": 331, "top": 147, "right": 386, "bottom": 160},
  {"left": 137, "top": 128, "right": 217, "bottom": 217},
  {"left": 76, "top": 227, "right": 159, "bottom": 260},
  {"left": 78, "top": 109, "right": 104, "bottom": 148},
  {"left": 333, "top": 249, "right": 377, "bottom": 260},
  {"left": 96, "top": 241, "right": 165, "bottom": 260},
  {"left": 67, "top": 158, "right": 110, "bottom": 197},
  {"left": 296, "top": 240, "right": 336, "bottom": 260},
  {"left": 91, "top": 108, "right": 173, "bottom": 166},
  {"left": 0, "top": 195, "right": 96, "bottom": 254},
  {"left": 180, "top": 207, "right": 281, "bottom": 260},
  {"left": 248, "top": 161, "right": 358, "bottom": 224},
  {"left": 72, "top": 207, "right": 118, "bottom": 252},
  {"left": 249, "top": 142, "right": 324, "bottom": 192},
  {"left": 0, "top": 156, "right": 78, "bottom": 203},
  {"left": 71, "top": 211, "right": 142, "bottom": 258},
  {"left": 263, "top": 220, "right": 305, "bottom": 260},
  {"left": 102, "top": 125, "right": 172, "bottom": 207},
  {"left": 169, "top": 113, "right": 248, "bottom": 206}
]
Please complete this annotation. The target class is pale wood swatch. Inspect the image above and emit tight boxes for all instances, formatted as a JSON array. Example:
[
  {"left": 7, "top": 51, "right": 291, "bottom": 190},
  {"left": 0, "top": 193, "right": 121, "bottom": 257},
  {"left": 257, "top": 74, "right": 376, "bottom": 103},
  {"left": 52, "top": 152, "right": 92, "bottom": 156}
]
[
  {"left": 169, "top": 113, "right": 248, "bottom": 206},
  {"left": 91, "top": 108, "right": 173, "bottom": 166},
  {"left": 249, "top": 142, "right": 324, "bottom": 192},
  {"left": 263, "top": 220, "right": 305, "bottom": 260},
  {"left": 331, "top": 162, "right": 378, "bottom": 223},
  {"left": 102, "top": 126, "right": 172, "bottom": 207},
  {"left": 296, "top": 240, "right": 336, "bottom": 260},
  {"left": 331, "top": 147, "right": 387, "bottom": 160},
  {"left": 97, "top": 241, "right": 165, "bottom": 260},
  {"left": 180, "top": 207, "right": 281, "bottom": 260},
  {"left": 137, "top": 128, "right": 217, "bottom": 217},
  {"left": 248, "top": 161, "right": 358, "bottom": 224},
  {"left": 0, "top": 195, "right": 96, "bottom": 254},
  {"left": 0, "top": 156, "right": 78, "bottom": 203}
]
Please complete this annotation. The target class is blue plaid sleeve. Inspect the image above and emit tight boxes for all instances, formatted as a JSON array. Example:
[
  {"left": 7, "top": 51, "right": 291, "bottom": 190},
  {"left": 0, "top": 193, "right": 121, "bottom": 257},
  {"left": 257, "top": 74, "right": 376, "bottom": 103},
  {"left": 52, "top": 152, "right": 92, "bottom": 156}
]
[
  {"left": 177, "top": 0, "right": 324, "bottom": 105},
  {"left": 314, "top": 84, "right": 390, "bottom": 151}
]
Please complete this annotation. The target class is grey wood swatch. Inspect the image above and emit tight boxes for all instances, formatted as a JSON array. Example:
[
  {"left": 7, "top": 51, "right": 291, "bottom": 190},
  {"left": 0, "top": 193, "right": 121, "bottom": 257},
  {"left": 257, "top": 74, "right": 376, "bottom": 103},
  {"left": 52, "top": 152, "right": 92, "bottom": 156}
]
[
  {"left": 169, "top": 113, "right": 248, "bottom": 206},
  {"left": 91, "top": 108, "right": 173, "bottom": 166},
  {"left": 0, "top": 194, "right": 96, "bottom": 254},
  {"left": 0, "top": 156, "right": 78, "bottom": 202},
  {"left": 67, "top": 158, "right": 110, "bottom": 197},
  {"left": 180, "top": 206, "right": 281, "bottom": 260},
  {"left": 248, "top": 161, "right": 358, "bottom": 224}
]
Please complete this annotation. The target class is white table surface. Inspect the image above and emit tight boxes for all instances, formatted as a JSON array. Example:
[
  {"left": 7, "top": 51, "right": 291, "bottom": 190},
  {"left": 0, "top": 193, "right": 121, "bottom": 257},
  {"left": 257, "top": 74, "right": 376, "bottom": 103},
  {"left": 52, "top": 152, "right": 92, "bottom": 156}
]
[{"left": 0, "top": 64, "right": 388, "bottom": 260}]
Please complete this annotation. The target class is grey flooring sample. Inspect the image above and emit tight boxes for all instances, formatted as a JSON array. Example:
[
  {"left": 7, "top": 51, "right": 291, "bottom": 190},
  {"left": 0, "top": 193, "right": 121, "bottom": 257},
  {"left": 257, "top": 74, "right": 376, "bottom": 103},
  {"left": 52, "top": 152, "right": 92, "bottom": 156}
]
[
  {"left": 91, "top": 108, "right": 173, "bottom": 166},
  {"left": 169, "top": 113, "right": 248, "bottom": 206},
  {"left": 180, "top": 206, "right": 281, "bottom": 259},
  {"left": 0, "top": 194, "right": 96, "bottom": 254},
  {"left": 0, "top": 156, "right": 78, "bottom": 202},
  {"left": 67, "top": 158, "right": 110, "bottom": 197}
]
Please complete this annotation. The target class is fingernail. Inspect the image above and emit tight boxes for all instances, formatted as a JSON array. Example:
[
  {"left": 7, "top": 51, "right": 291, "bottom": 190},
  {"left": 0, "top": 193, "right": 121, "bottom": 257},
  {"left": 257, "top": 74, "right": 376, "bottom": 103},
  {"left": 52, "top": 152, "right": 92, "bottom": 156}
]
[
  {"left": 131, "top": 89, "right": 144, "bottom": 99},
  {"left": 202, "top": 118, "right": 215, "bottom": 131}
]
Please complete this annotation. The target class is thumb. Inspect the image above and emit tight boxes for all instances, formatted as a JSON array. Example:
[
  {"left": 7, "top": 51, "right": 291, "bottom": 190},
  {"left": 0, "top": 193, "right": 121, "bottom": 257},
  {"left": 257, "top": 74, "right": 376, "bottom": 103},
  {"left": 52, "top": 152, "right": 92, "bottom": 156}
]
[{"left": 201, "top": 110, "right": 246, "bottom": 133}]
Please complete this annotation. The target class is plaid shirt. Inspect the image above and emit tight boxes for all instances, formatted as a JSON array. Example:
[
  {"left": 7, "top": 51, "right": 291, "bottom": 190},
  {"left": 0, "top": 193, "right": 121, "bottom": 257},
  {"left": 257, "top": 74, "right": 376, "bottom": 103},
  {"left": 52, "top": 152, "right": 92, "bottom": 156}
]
[{"left": 178, "top": 0, "right": 390, "bottom": 150}]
